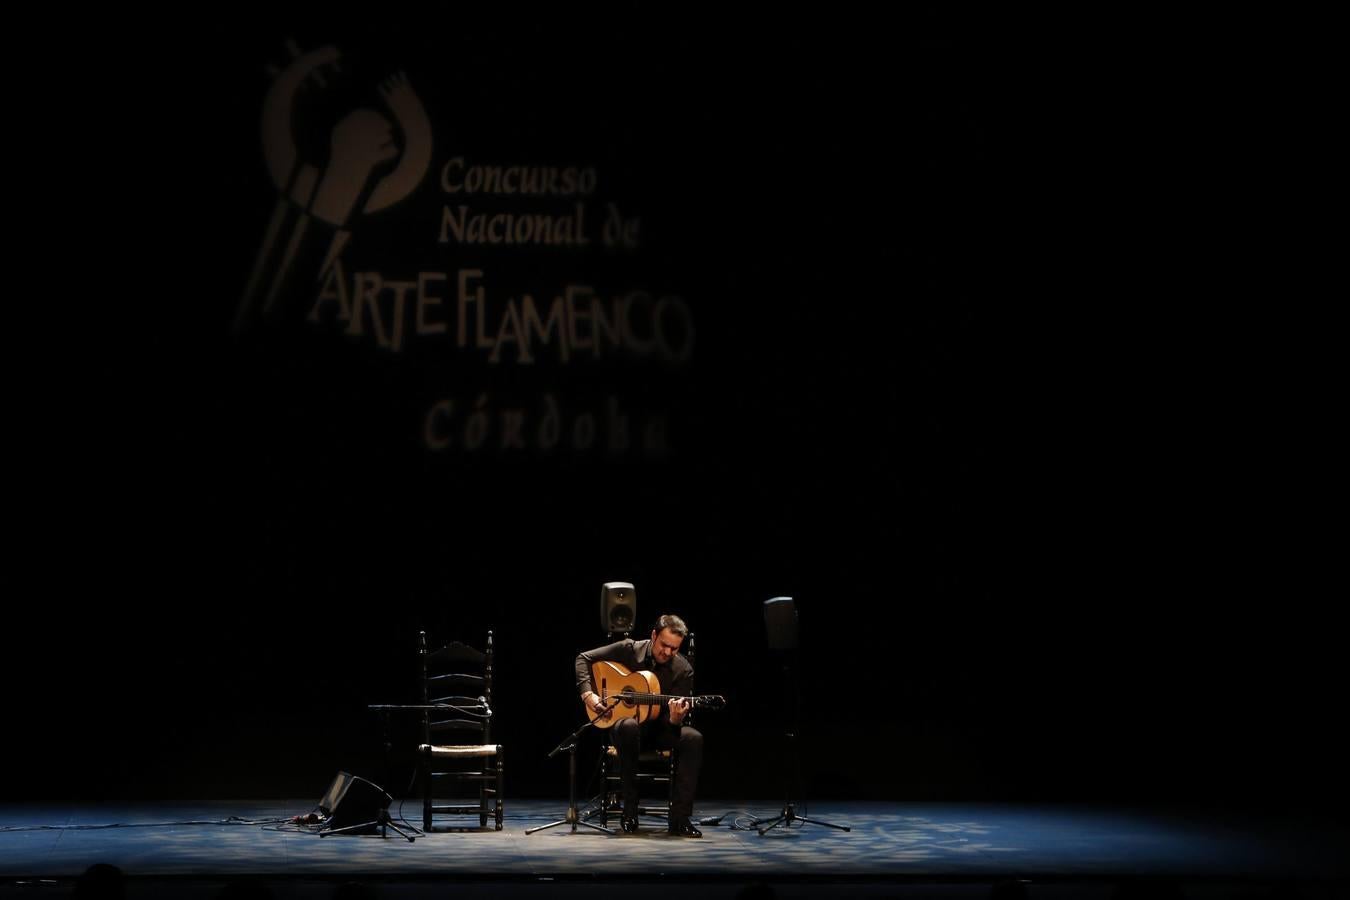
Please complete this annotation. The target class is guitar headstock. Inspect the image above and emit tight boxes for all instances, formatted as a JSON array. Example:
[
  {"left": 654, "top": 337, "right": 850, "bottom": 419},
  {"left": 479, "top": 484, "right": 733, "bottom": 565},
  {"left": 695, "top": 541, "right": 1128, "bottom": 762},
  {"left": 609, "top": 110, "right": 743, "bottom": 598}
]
[{"left": 694, "top": 695, "right": 727, "bottom": 710}]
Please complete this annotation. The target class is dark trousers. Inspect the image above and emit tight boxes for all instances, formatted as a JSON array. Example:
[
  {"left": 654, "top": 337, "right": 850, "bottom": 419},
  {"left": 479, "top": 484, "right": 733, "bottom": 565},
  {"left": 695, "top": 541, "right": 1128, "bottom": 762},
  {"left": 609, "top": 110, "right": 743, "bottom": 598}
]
[{"left": 612, "top": 717, "right": 703, "bottom": 820}]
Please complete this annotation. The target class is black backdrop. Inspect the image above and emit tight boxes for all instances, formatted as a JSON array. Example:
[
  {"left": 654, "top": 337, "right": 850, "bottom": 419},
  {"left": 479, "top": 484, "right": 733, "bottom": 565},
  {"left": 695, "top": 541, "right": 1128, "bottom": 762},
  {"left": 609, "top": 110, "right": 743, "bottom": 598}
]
[{"left": 8, "top": 8, "right": 1341, "bottom": 812}]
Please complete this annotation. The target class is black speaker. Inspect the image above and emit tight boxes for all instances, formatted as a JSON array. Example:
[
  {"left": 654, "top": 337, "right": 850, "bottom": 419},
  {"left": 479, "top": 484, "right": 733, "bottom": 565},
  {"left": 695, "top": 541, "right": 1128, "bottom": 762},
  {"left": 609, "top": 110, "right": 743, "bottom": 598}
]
[
  {"left": 601, "top": 581, "right": 636, "bottom": 635},
  {"left": 764, "top": 596, "right": 799, "bottom": 650},
  {"left": 319, "top": 771, "right": 391, "bottom": 833}
]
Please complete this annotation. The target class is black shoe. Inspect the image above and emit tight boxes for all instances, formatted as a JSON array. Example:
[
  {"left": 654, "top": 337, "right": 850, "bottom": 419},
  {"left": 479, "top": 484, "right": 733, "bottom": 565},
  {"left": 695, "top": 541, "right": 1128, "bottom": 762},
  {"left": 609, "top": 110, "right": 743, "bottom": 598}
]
[
  {"left": 667, "top": 817, "right": 702, "bottom": 837},
  {"left": 620, "top": 814, "right": 639, "bottom": 834}
]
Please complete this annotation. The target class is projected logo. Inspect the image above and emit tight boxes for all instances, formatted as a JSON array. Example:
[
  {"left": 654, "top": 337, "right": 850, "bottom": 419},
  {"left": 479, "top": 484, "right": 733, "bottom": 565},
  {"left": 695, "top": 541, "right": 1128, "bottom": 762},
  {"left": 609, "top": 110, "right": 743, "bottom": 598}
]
[
  {"left": 234, "top": 41, "right": 432, "bottom": 333},
  {"left": 229, "top": 38, "right": 689, "bottom": 460}
]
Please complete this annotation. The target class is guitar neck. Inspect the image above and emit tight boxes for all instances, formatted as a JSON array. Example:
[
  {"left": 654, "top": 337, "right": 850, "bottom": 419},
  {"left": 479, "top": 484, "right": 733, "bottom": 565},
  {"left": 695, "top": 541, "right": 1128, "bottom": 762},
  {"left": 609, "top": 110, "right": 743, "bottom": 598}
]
[{"left": 606, "top": 693, "right": 711, "bottom": 705}]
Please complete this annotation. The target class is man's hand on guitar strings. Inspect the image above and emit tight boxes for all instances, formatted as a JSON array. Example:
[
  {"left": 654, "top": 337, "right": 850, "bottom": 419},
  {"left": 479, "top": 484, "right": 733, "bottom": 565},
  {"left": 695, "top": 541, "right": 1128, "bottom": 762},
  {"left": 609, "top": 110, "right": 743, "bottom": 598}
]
[{"left": 585, "top": 692, "right": 614, "bottom": 719}]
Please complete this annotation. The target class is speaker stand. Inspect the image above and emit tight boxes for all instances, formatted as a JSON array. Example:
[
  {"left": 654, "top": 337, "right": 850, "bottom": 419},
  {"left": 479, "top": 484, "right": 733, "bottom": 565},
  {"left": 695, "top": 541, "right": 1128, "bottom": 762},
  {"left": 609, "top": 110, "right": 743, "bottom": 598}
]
[
  {"left": 752, "top": 800, "right": 850, "bottom": 835},
  {"left": 526, "top": 719, "right": 615, "bottom": 835},
  {"left": 746, "top": 726, "right": 850, "bottom": 835},
  {"left": 319, "top": 808, "right": 421, "bottom": 842},
  {"left": 748, "top": 651, "right": 851, "bottom": 836}
]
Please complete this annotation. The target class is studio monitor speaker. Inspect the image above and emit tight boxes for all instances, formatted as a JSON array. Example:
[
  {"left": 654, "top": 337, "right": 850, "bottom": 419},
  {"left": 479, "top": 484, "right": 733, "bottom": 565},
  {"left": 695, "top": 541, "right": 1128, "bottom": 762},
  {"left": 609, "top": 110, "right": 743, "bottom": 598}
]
[
  {"left": 601, "top": 581, "right": 637, "bottom": 635},
  {"left": 319, "top": 771, "right": 391, "bottom": 833},
  {"left": 764, "top": 596, "right": 799, "bottom": 650}
]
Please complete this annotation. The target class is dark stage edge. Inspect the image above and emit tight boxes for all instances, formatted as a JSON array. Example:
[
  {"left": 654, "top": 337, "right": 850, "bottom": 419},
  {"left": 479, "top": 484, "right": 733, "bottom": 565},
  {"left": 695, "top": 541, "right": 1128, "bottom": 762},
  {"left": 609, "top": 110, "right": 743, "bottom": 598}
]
[{"left": 2, "top": 800, "right": 1345, "bottom": 898}]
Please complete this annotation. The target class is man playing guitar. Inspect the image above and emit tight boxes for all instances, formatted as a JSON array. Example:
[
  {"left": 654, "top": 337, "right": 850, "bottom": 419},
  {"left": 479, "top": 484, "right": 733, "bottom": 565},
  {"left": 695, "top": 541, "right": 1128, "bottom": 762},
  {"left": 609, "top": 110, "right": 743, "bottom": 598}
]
[{"left": 575, "top": 614, "right": 704, "bottom": 836}]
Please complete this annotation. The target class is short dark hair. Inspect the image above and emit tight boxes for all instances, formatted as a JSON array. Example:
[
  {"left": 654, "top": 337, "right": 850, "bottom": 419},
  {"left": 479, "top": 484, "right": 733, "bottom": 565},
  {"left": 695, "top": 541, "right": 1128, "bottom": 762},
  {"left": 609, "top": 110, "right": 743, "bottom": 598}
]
[{"left": 653, "top": 614, "right": 688, "bottom": 638}]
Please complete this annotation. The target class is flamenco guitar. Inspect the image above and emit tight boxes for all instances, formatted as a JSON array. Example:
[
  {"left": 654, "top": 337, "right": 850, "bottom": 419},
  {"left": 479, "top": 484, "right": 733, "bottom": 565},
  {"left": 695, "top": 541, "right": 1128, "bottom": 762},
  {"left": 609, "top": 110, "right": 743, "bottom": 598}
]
[{"left": 584, "top": 660, "right": 726, "bottom": 728}]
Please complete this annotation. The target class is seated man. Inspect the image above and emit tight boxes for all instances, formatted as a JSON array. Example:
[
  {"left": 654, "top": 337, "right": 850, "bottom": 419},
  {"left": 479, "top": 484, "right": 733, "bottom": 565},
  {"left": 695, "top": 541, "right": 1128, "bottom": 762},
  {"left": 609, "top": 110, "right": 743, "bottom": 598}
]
[{"left": 575, "top": 614, "right": 704, "bottom": 836}]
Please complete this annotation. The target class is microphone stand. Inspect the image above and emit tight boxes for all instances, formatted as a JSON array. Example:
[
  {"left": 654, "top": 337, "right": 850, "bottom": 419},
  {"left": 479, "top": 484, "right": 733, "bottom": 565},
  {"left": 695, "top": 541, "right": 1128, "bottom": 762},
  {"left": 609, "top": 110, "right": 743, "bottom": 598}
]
[{"left": 525, "top": 717, "right": 615, "bottom": 835}]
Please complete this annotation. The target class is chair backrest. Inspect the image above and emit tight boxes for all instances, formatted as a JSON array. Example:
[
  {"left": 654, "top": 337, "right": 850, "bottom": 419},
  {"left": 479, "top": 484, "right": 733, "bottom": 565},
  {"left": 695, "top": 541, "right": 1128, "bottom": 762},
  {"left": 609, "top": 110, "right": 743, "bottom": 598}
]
[
  {"left": 683, "top": 631, "right": 696, "bottom": 726},
  {"left": 419, "top": 631, "right": 493, "bottom": 745}
]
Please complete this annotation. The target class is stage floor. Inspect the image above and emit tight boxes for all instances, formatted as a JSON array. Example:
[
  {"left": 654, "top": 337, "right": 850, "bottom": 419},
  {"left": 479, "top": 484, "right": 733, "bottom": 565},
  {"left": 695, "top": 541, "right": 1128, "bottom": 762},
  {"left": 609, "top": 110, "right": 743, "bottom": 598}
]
[{"left": 2, "top": 799, "right": 1345, "bottom": 898}]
